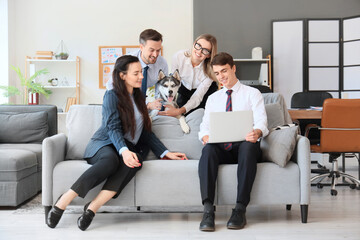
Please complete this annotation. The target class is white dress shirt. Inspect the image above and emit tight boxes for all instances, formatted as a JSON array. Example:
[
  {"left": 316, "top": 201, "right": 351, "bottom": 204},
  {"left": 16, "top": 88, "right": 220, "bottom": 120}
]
[
  {"left": 172, "top": 50, "right": 214, "bottom": 113},
  {"left": 198, "top": 81, "right": 269, "bottom": 141},
  {"left": 106, "top": 49, "right": 168, "bottom": 90}
]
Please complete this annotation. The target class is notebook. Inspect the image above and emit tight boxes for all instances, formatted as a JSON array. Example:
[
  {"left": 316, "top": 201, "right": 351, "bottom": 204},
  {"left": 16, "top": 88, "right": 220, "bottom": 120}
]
[{"left": 208, "top": 110, "right": 254, "bottom": 143}]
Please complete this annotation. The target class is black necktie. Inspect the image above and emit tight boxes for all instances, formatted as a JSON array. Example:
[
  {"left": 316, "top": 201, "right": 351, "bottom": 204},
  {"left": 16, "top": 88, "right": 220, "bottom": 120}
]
[{"left": 141, "top": 66, "right": 149, "bottom": 96}]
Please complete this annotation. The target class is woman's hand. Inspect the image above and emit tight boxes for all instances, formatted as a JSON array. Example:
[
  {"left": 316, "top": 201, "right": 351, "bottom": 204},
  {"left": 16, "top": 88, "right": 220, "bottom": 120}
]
[
  {"left": 165, "top": 152, "right": 188, "bottom": 160},
  {"left": 121, "top": 149, "right": 141, "bottom": 168},
  {"left": 158, "top": 105, "right": 185, "bottom": 117}
]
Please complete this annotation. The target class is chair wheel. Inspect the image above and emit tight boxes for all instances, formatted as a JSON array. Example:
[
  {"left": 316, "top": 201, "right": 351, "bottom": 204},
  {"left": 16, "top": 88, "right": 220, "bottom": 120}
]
[
  {"left": 350, "top": 184, "right": 356, "bottom": 189},
  {"left": 317, "top": 183, "right": 323, "bottom": 189},
  {"left": 331, "top": 189, "right": 338, "bottom": 196}
]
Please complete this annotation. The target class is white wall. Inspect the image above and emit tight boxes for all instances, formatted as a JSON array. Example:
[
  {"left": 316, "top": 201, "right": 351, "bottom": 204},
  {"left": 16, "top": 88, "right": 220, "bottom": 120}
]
[
  {"left": 0, "top": 0, "right": 9, "bottom": 104},
  {"left": 9, "top": 0, "right": 193, "bottom": 105}
]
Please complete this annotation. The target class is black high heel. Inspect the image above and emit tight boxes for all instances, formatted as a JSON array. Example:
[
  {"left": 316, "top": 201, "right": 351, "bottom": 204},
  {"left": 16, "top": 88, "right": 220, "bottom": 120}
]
[
  {"left": 77, "top": 202, "right": 95, "bottom": 231},
  {"left": 46, "top": 195, "right": 64, "bottom": 228}
]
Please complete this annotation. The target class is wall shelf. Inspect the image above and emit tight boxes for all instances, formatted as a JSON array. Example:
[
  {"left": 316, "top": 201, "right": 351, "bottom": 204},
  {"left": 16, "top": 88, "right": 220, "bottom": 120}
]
[{"left": 25, "top": 56, "right": 80, "bottom": 111}]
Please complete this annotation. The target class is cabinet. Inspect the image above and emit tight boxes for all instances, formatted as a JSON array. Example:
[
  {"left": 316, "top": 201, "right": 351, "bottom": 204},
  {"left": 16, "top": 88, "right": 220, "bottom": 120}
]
[
  {"left": 233, "top": 54, "right": 272, "bottom": 90},
  {"left": 25, "top": 56, "right": 80, "bottom": 111}
]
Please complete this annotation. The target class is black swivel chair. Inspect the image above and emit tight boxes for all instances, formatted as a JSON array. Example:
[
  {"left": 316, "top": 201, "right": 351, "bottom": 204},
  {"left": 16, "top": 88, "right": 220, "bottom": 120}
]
[{"left": 290, "top": 91, "right": 333, "bottom": 174}]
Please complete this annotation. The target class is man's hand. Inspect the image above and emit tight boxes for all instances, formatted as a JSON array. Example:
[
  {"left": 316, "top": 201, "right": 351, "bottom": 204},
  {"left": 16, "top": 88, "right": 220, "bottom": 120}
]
[
  {"left": 202, "top": 135, "right": 209, "bottom": 145},
  {"left": 165, "top": 152, "right": 188, "bottom": 160},
  {"left": 121, "top": 150, "right": 141, "bottom": 168},
  {"left": 245, "top": 129, "right": 262, "bottom": 143},
  {"left": 158, "top": 105, "right": 185, "bottom": 117},
  {"left": 147, "top": 99, "right": 162, "bottom": 110}
]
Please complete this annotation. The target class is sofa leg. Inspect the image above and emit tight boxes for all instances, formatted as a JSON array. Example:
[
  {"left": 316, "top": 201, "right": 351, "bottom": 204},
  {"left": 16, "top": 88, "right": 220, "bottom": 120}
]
[
  {"left": 300, "top": 205, "right": 308, "bottom": 223},
  {"left": 44, "top": 206, "right": 51, "bottom": 223},
  {"left": 286, "top": 204, "right": 292, "bottom": 210}
]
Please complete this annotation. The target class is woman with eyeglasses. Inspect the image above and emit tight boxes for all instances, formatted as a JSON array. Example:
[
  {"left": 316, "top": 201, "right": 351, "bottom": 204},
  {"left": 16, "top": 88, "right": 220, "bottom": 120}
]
[{"left": 159, "top": 34, "right": 218, "bottom": 117}]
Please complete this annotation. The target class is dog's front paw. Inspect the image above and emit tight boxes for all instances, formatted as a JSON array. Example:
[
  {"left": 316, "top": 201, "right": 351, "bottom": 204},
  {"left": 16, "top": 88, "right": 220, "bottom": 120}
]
[
  {"left": 181, "top": 124, "right": 190, "bottom": 134},
  {"left": 179, "top": 120, "right": 190, "bottom": 134}
]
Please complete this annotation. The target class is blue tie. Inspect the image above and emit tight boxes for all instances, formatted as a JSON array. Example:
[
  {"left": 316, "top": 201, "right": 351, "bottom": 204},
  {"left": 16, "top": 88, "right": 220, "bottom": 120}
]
[
  {"left": 141, "top": 66, "right": 149, "bottom": 96},
  {"left": 224, "top": 90, "right": 233, "bottom": 151}
]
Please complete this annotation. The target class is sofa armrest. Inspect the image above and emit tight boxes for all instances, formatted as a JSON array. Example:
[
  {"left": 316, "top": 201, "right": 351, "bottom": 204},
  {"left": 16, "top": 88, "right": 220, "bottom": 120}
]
[
  {"left": 291, "top": 135, "right": 311, "bottom": 205},
  {"left": 42, "top": 133, "right": 67, "bottom": 206}
]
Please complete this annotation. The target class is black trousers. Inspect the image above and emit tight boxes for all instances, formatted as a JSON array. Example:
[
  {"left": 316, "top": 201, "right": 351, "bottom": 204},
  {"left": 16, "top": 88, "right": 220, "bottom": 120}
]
[
  {"left": 71, "top": 142, "right": 144, "bottom": 199},
  {"left": 177, "top": 81, "right": 218, "bottom": 116},
  {"left": 198, "top": 141, "right": 261, "bottom": 207}
]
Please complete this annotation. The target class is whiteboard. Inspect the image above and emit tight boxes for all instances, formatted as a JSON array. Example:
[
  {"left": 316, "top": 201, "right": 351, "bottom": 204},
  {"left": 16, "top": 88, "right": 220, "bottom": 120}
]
[
  {"left": 273, "top": 21, "right": 303, "bottom": 107},
  {"left": 308, "top": 20, "right": 339, "bottom": 42},
  {"left": 344, "top": 41, "right": 360, "bottom": 66},
  {"left": 309, "top": 43, "right": 339, "bottom": 66},
  {"left": 344, "top": 66, "right": 360, "bottom": 90},
  {"left": 309, "top": 68, "right": 339, "bottom": 90},
  {"left": 343, "top": 17, "right": 360, "bottom": 41}
]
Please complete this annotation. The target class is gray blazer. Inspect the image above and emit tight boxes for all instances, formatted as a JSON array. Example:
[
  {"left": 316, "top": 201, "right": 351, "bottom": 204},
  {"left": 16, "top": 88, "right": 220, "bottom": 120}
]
[{"left": 84, "top": 90, "right": 167, "bottom": 159}]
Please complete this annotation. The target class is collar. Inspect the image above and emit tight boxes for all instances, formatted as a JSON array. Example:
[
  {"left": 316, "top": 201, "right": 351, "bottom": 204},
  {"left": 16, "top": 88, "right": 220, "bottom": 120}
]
[
  {"left": 136, "top": 50, "right": 149, "bottom": 69},
  {"left": 223, "top": 80, "right": 241, "bottom": 93},
  {"left": 185, "top": 53, "right": 204, "bottom": 69}
]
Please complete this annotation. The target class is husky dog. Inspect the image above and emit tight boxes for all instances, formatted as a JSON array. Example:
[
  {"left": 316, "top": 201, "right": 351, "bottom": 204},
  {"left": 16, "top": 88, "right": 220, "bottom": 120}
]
[{"left": 149, "top": 69, "right": 190, "bottom": 134}]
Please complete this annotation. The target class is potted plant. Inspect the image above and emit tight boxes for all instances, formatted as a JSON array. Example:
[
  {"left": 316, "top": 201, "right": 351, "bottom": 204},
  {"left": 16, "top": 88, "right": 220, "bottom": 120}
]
[
  {"left": 55, "top": 52, "right": 69, "bottom": 60},
  {"left": 0, "top": 66, "right": 52, "bottom": 104},
  {"left": 55, "top": 40, "right": 69, "bottom": 60}
]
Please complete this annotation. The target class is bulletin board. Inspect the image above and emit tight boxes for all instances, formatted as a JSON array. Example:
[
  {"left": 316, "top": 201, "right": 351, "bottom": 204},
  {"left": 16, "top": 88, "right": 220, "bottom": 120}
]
[{"left": 98, "top": 45, "right": 163, "bottom": 89}]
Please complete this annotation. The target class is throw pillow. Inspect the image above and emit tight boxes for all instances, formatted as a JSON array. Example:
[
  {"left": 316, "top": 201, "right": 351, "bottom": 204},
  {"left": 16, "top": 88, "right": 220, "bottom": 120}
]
[
  {"left": 264, "top": 103, "right": 285, "bottom": 129},
  {"left": 0, "top": 111, "right": 48, "bottom": 143},
  {"left": 260, "top": 126, "right": 298, "bottom": 167}
]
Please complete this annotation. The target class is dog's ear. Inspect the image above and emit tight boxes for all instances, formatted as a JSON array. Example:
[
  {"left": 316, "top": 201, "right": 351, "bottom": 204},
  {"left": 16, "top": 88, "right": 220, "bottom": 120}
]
[
  {"left": 172, "top": 69, "right": 181, "bottom": 81},
  {"left": 158, "top": 69, "right": 166, "bottom": 81}
]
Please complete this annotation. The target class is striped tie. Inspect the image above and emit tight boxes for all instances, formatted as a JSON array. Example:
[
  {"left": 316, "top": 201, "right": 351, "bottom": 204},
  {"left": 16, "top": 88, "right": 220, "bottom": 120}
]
[{"left": 224, "top": 90, "right": 233, "bottom": 151}]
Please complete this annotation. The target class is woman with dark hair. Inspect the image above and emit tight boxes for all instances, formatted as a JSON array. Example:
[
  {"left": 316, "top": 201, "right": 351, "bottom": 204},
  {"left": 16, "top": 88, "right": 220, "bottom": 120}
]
[{"left": 46, "top": 55, "right": 187, "bottom": 231}]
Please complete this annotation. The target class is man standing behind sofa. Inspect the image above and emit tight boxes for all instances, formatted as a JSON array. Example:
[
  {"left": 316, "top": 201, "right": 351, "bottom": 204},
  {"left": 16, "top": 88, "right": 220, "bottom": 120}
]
[
  {"left": 106, "top": 29, "right": 167, "bottom": 111},
  {"left": 197, "top": 52, "right": 269, "bottom": 231}
]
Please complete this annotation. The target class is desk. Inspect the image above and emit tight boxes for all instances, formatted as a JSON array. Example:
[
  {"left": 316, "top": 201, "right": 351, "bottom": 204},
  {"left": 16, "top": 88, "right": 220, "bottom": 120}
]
[{"left": 288, "top": 109, "right": 322, "bottom": 121}]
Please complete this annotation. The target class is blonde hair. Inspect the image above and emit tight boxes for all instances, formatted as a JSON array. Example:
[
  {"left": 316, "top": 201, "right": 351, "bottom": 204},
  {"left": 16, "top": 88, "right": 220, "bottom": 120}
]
[{"left": 185, "top": 34, "right": 218, "bottom": 82}]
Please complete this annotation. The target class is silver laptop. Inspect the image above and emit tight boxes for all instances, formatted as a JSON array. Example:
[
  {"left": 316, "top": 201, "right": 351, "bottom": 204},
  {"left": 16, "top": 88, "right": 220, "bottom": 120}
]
[{"left": 208, "top": 111, "right": 254, "bottom": 143}]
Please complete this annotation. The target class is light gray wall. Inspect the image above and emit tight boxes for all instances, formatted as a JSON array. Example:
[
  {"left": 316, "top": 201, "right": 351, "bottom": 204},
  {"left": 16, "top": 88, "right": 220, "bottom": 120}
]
[{"left": 194, "top": 0, "right": 360, "bottom": 59}]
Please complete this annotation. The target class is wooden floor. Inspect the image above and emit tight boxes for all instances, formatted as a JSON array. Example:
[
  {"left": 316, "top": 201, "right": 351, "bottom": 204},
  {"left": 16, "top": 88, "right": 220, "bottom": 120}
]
[{"left": 1, "top": 160, "right": 359, "bottom": 240}]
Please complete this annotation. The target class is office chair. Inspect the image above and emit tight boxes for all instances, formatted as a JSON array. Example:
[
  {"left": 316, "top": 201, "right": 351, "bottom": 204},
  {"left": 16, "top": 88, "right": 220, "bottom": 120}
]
[
  {"left": 291, "top": 91, "right": 333, "bottom": 139},
  {"left": 310, "top": 98, "right": 360, "bottom": 196},
  {"left": 291, "top": 91, "right": 333, "bottom": 173}
]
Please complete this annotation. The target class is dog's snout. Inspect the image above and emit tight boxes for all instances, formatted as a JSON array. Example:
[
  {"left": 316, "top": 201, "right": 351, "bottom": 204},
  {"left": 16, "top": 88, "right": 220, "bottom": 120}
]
[{"left": 169, "top": 90, "right": 173, "bottom": 95}]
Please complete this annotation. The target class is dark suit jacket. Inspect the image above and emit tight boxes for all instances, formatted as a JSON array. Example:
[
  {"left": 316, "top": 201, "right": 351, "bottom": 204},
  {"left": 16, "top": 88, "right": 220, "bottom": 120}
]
[{"left": 84, "top": 90, "right": 167, "bottom": 159}]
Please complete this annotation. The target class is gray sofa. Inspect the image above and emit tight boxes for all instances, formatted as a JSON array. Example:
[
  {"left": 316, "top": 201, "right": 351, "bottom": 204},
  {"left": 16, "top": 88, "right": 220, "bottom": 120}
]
[
  {"left": 0, "top": 105, "right": 57, "bottom": 206},
  {"left": 42, "top": 93, "right": 310, "bottom": 222}
]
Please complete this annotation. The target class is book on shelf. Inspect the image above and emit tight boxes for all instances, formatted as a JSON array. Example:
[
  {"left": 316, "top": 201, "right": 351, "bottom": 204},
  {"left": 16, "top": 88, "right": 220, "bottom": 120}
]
[
  {"left": 65, "top": 97, "right": 77, "bottom": 112},
  {"left": 34, "top": 56, "right": 53, "bottom": 59},
  {"left": 36, "top": 51, "right": 53, "bottom": 55}
]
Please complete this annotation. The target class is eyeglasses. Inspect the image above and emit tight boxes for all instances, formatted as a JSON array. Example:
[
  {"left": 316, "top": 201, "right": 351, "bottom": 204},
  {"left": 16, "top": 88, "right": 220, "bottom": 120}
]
[{"left": 194, "top": 42, "right": 211, "bottom": 56}]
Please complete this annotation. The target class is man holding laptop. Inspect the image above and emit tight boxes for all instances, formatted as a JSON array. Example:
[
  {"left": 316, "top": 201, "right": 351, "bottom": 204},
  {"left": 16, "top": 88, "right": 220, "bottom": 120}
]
[{"left": 198, "top": 52, "right": 269, "bottom": 231}]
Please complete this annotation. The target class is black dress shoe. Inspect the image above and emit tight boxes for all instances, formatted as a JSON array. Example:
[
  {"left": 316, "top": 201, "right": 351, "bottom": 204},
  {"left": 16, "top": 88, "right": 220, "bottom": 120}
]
[
  {"left": 46, "top": 195, "right": 64, "bottom": 229},
  {"left": 199, "top": 211, "right": 215, "bottom": 232},
  {"left": 77, "top": 208, "right": 95, "bottom": 231},
  {"left": 227, "top": 208, "right": 246, "bottom": 229}
]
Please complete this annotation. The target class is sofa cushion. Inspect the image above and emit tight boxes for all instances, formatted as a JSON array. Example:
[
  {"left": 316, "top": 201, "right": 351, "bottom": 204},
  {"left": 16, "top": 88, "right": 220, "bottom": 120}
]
[
  {"left": 0, "top": 111, "right": 48, "bottom": 143},
  {"left": 0, "top": 144, "right": 42, "bottom": 170},
  {"left": 147, "top": 109, "right": 204, "bottom": 160},
  {"left": 260, "top": 126, "right": 298, "bottom": 167},
  {"left": 265, "top": 103, "right": 285, "bottom": 129},
  {"left": 0, "top": 149, "right": 38, "bottom": 181},
  {"left": 65, "top": 105, "right": 102, "bottom": 159}
]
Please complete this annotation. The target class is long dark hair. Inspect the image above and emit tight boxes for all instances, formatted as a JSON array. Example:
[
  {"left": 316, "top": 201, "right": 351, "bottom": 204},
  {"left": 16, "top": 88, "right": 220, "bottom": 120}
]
[{"left": 112, "top": 55, "right": 151, "bottom": 138}]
